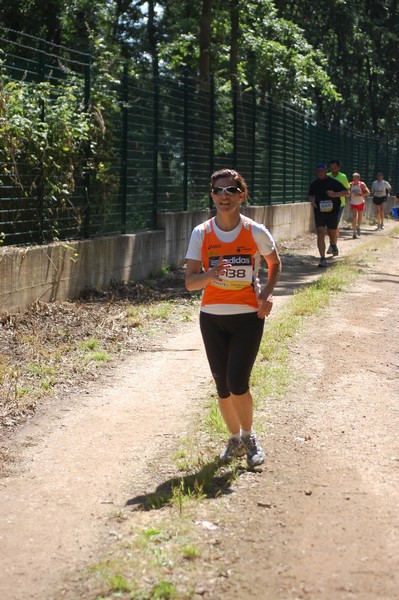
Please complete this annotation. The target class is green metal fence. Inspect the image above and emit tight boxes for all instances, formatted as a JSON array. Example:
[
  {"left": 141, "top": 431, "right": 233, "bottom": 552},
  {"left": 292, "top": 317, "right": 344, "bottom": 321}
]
[{"left": 1, "top": 28, "right": 398, "bottom": 247}]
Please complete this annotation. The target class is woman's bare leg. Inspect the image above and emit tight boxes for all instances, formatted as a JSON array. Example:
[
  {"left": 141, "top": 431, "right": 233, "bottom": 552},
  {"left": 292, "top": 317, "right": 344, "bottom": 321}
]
[{"left": 218, "top": 390, "right": 253, "bottom": 434}]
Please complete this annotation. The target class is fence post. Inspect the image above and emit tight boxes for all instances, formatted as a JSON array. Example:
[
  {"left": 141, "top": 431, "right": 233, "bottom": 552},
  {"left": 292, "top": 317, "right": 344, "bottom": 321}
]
[
  {"left": 84, "top": 56, "right": 91, "bottom": 238},
  {"left": 209, "top": 74, "right": 215, "bottom": 207},
  {"left": 375, "top": 138, "right": 380, "bottom": 174},
  {"left": 301, "top": 117, "right": 306, "bottom": 200},
  {"left": 268, "top": 98, "right": 273, "bottom": 204},
  {"left": 292, "top": 111, "right": 296, "bottom": 202},
  {"left": 283, "top": 104, "right": 287, "bottom": 202},
  {"left": 38, "top": 39, "right": 45, "bottom": 244},
  {"left": 250, "top": 88, "right": 256, "bottom": 200},
  {"left": 152, "top": 69, "right": 159, "bottom": 229},
  {"left": 183, "top": 68, "right": 189, "bottom": 211},
  {"left": 232, "top": 79, "right": 238, "bottom": 169},
  {"left": 120, "top": 62, "right": 129, "bottom": 234},
  {"left": 365, "top": 137, "right": 369, "bottom": 183}
]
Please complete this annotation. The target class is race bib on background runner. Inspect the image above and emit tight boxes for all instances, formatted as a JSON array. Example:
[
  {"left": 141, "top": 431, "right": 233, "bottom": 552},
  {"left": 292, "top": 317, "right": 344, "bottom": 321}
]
[
  {"left": 209, "top": 254, "right": 253, "bottom": 290},
  {"left": 319, "top": 200, "right": 333, "bottom": 212}
]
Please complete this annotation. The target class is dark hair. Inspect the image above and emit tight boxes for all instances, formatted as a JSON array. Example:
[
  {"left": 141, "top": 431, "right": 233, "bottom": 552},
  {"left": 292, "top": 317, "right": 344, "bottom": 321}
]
[
  {"left": 210, "top": 168, "right": 248, "bottom": 199},
  {"left": 329, "top": 160, "right": 340, "bottom": 167}
]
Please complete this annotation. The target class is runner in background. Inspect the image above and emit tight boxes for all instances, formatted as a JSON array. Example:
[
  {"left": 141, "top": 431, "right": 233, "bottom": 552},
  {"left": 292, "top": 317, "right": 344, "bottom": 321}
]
[
  {"left": 371, "top": 172, "right": 391, "bottom": 229},
  {"left": 185, "top": 168, "right": 281, "bottom": 468},
  {"left": 327, "top": 160, "right": 350, "bottom": 255},
  {"left": 308, "top": 163, "right": 350, "bottom": 268},
  {"left": 349, "top": 173, "right": 370, "bottom": 238}
]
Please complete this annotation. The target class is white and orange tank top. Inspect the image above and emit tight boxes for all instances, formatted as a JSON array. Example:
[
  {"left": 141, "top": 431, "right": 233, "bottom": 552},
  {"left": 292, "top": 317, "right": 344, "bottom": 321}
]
[
  {"left": 201, "top": 216, "right": 259, "bottom": 310},
  {"left": 185, "top": 215, "right": 275, "bottom": 315}
]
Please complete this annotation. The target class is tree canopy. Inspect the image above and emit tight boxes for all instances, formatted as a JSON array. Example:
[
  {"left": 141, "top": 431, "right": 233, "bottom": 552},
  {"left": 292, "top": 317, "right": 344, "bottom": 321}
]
[{"left": 0, "top": 0, "right": 398, "bottom": 137}]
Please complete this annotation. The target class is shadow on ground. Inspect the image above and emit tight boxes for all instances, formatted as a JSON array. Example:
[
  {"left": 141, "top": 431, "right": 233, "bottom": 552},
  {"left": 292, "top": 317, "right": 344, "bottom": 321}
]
[{"left": 125, "top": 458, "right": 250, "bottom": 511}]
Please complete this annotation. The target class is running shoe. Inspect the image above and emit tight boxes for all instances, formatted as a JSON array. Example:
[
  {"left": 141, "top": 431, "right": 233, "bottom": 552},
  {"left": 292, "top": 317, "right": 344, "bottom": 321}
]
[
  {"left": 241, "top": 433, "right": 266, "bottom": 468},
  {"left": 356, "top": 226, "right": 361, "bottom": 236},
  {"left": 219, "top": 437, "right": 245, "bottom": 462},
  {"left": 381, "top": 223, "right": 384, "bottom": 229},
  {"left": 326, "top": 245, "right": 333, "bottom": 254},
  {"left": 352, "top": 232, "right": 357, "bottom": 239},
  {"left": 318, "top": 258, "right": 328, "bottom": 268},
  {"left": 331, "top": 244, "right": 339, "bottom": 256}
]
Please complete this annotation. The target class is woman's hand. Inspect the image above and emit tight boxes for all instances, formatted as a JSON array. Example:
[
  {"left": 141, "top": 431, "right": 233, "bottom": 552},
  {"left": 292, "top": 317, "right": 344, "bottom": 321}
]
[
  {"left": 257, "top": 250, "right": 281, "bottom": 319},
  {"left": 185, "top": 257, "right": 231, "bottom": 291},
  {"left": 210, "top": 256, "right": 231, "bottom": 281},
  {"left": 257, "top": 294, "right": 273, "bottom": 319}
]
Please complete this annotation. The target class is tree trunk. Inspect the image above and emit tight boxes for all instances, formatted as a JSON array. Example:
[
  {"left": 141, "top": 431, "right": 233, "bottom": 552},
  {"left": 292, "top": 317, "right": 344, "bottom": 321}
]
[
  {"left": 229, "top": 0, "right": 239, "bottom": 85},
  {"left": 199, "top": 0, "right": 212, "bottom": 91},
  {"left": 365, "top": 56, "right": 380, "bottom": 136},
  {"left": 148, "top": 0, "right": 158, "bottom": 70}
]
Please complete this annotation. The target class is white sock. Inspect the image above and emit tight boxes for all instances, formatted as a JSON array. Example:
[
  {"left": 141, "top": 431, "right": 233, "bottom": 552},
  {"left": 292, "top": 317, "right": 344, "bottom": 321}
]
[
  {"left": 230, "top": 431, "right": 241, "bottom": 440},
  {"left": 241, "top": 428, "right": 252, "bottom": 438}
]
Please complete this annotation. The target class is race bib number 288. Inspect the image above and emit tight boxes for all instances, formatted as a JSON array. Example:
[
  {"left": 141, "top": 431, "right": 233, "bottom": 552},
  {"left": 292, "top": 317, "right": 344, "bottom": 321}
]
[{"left": 209, "top": 254, "right": 253, "bottom": 290}]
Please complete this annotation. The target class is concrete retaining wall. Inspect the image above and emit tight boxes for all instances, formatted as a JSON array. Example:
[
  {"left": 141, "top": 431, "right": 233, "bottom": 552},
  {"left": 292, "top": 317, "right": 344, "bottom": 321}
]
[
  {"left": 0, "top": 231, "right": 165, "bottom": 314},
  {"left": 159, "top": 202, "right": 314, "bottom": 268},
  {"left": 1, "top": 202, "right": 313, "bottom": 314},
  {"left": 242, "top": 202, "right": 314, "bottom": 242}
]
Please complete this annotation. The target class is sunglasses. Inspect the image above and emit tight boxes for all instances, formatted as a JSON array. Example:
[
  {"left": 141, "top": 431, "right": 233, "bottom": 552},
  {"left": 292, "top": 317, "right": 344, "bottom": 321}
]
[{"left": 211, "top": 186, "right": 242, "bottom": 196}]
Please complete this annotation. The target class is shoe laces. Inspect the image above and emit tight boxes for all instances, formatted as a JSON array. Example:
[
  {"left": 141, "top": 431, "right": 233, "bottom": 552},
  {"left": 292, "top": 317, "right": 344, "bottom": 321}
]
[{"left": 242, "top": 434, "right": 260, "bottom": 454}]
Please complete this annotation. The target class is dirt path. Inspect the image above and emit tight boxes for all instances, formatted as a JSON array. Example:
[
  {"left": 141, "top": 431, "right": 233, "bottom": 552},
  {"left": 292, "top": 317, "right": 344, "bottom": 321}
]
[
  {"left": 0, "top": 224, "right": 398, "bottom": 600},
  {"left": 211, "top": 230, "right": 399, "bottom": 599},
  {"left": 0, "top": 325, "right": 212, "bottom": 599}
]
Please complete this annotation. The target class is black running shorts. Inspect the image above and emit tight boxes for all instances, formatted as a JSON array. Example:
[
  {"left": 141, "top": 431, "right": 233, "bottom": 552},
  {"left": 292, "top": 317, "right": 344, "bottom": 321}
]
[
  {"left": 372, "top": 196, "right": 387, "bottom": 206},
  {"left": 314, "top": 207, "right": 340, "bottom": 230},
  {"left": 199, "top": 311, "right": 265, "bottom": 398}
]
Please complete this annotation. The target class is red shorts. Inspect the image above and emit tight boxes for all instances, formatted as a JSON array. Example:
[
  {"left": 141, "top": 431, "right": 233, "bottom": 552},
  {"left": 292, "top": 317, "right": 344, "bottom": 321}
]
[{"left": 350, "top": 203, "right": 365, "bottom": 212}]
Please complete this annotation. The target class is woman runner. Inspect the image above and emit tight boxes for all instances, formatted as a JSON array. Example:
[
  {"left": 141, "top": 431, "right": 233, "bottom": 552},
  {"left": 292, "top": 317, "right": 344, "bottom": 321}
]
[{"left": 185, "top": 168, "right": 281, "bottom": 467}]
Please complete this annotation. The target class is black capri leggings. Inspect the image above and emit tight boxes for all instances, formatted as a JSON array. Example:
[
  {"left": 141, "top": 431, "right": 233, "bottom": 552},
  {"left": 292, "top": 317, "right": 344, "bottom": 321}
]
[{"left": 199, "top": 311, "right": 265, "bottom": 398}]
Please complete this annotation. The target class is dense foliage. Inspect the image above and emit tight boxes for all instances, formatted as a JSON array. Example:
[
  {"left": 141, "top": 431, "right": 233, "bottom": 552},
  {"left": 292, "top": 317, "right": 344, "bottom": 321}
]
[
  {"left": 1, "top": 0, "right": 398, "bottom": 245},
  {"left": 0, "top": 79, "right": 89, "bottom": 201},
  {"left": 1, "top": 0, "right": 398, "bottom": 137},
  {"left": 274, "top": 0, "right": 399, "bottom": 137}
]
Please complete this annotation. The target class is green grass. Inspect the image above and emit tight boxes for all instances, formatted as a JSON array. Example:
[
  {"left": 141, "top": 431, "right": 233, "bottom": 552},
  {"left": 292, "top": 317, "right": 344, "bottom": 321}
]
[
  {"left": 126, "top": 305, "right": 143, "bottom": 327},
  {"left": 143, "top": 528, "right": 162, "bottom": 538},
  {"left": 126, "top": 301, "right": 190, "bottom": 329},
  {"left": 87, "top": 351, "right": 112, "bottom": 364},
  {"left": 150, "top": 580, "right": 177, "bottom": 599},
  {"left": 146, "top": 302, "right": 174, "bottom": 320},
  {"left": 202, "top": 398, "right": 226, "bottom": 436},
  {"left": 78, "top": 338, "right": 100, "bottom": 352},
  {"left": 77, "top": 338, "right": 112, "bottom": 365},
  {"left": 181, "top": 544, "right": 200, "bottom": 561},
  {"left": 27, "top": 363, "right": 56, "bottom": 377}
]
